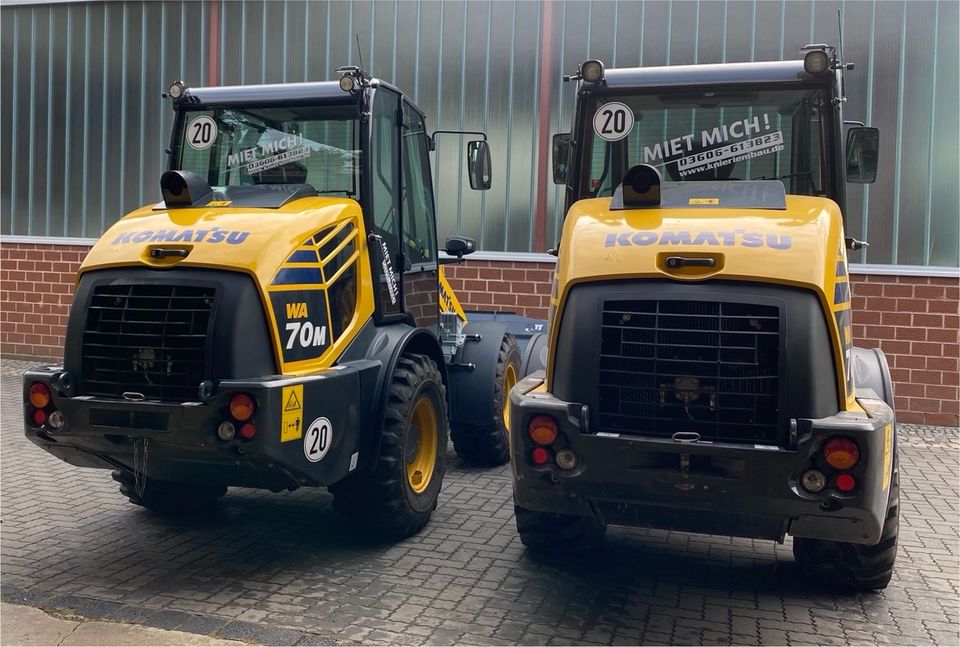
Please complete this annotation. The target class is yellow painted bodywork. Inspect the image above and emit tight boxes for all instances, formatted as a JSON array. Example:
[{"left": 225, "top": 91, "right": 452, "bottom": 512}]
[
  {"left": 78, "top": 197, "right": 376, "bottom": 376},
  {"left": 548, "top": 194, "right": 856, "bottom": 410},
  {"left": 438, "top": 266, "right": 468, "bottom": 323}
]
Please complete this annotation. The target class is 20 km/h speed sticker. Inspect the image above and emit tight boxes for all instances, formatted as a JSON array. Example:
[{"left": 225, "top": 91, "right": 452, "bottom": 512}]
[
  {"left": 593, "top": 102, "right": 634, "bottom": 142},
  {"left": 186, "top": 115, "right": 218, "bottom": 150},
  {"left": 303, "top": 417, "right": 332, "bottom": 463}
]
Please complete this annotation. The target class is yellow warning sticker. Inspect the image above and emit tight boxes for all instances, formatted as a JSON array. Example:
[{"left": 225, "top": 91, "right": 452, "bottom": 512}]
[
  {"left": 689, "top": 198, "right": 719, "bottom": 205},
  {"left": 882, "top": 423, "right": 892, "bottom": 490},
  {"left": 281, "top": 384, "right": 304, "bottom": 442}
]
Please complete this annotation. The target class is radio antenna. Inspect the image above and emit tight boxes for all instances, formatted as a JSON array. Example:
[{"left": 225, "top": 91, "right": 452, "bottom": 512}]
[
  {"left": 356, "top": 34, "right": 365, "bottom": 74},
  {"left": 837, "top": 8, "right": 848, "bottom": 100},
  {"left": 837, "top": 8, "right": 844, "bottom": 64}
]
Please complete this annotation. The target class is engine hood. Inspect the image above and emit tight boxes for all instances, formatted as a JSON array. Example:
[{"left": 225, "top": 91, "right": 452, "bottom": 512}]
[
  {"left": 80, "top": 197, "right": 364, "bottom": 288},
  {"left": 557, "top": 193, "right": 847, "bottom": 300}
]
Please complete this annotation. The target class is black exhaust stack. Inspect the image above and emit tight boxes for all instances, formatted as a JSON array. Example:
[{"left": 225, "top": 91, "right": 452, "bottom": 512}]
[
  {"left": 160, "top": 170, "right": 213, "bottom": 209},
  {"left": 610, "top": 164, "right": 662, "bottom": 209}
]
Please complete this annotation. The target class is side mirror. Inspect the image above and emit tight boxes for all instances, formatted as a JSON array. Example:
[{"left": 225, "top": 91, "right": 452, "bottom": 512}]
[
  {"left": 444, "top": 235, "right": 476, "bottom": 258},
  {"left": 846, "top": 127, "right": 879, "bottom": 184},
  {"left": 552, "top": 133, "right": 571, "bottom": 184},
  {"left": 466, "top": 140, "right": 492, "bottom": 190}
]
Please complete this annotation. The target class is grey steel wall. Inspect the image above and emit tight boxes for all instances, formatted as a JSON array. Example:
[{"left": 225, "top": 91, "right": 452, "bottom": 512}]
[{"left": 1, "top": 0, "right": 957, "bottom": 266}]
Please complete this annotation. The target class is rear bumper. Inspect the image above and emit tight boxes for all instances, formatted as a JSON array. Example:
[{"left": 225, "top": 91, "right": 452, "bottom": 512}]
[
  {"left": 23, "top": 361, "right": 379, "bottom": 491},
  {"left": 509, "top": 375, "right": 896, "bottom": 545}
]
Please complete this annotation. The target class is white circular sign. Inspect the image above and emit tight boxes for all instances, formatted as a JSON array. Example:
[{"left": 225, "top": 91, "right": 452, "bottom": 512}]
[
  {"left": 186, "top": 115, "right": 218, "bottom": 150},
  {"left": 593, "top": 102, "right": 634, "bottom": 141},
  {"left": 303, "top": 417, "right": 332, "bottom": 463}
]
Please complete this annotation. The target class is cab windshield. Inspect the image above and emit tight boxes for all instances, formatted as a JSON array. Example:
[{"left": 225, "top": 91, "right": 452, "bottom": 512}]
[
  {"left": 581, "top": 86, "right": 829, "bottom": 198},
  {"left": 173, "top": 103, "right": 360, "bottom": 197}
]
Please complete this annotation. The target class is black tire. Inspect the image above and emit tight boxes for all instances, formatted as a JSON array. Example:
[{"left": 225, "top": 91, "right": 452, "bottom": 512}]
[
  {"left": 515, "top": 503, "right": 606, "bottom": 553},
  {"left": 793, "top": 463, "right": 899, "bottom": 591},
  {"left": 330, "top": 353, "right": 447, "bottom": 541},
  {"left": 111, "top": 470, "right": 224, "bottom": 515},
  {"left": 451, "top": 334, "right": 521, "bottom": 466}
]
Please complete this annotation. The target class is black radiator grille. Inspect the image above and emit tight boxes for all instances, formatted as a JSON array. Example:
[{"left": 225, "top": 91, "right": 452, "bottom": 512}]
[
  {"left": 80, "top": 284, "right": 215, "bottom": 401},
  {"left": 598, "top": 299, "right": 781, "bottom": 444}
]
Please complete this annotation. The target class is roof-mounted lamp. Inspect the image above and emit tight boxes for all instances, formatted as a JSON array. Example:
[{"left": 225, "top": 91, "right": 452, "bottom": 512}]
[
  {"left": 800, "top": 44, "right": 832, "bottom": 74},
  {"left": 336, "top": 65, "right": 367, "bottom": 94},
  {"left": 580, "top": 59, "right": 605, "bottom": 83},
  {"left": 165, "top": 81, "right": 186, "bottom": 100},
  {"left": 339, "top": 74, "right": 356, "bottom": 93}
]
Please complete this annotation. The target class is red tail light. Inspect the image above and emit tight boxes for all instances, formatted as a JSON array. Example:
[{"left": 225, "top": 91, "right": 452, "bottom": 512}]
[
  {"left": 229, "top": 394, "right": 255, "bottom": 422},
  {"left": 823, "top": 437, "right": 859, "bottom": 470},
  {"left": 528, "top": 415, "right": 558, "bottom": 445},
  {"left": 835, "top": 473, "right": 856, "bottom": 492},
  {"left": 239, "top": 423, "right": 256, "bottom": 440},
  {"left": 32, "top": 409, "right": 47, "bottom": 426},
  {"left": 531, "top": 447, "right": 550, "bottom": 465},
  {"left": 28, "top": 382, "right": 51, "bottom": 409}
]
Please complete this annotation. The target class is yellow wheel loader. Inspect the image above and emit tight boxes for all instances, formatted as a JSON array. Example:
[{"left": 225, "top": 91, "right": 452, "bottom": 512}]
[
  {"left": 510, "top": 48, "right": 899, "bottom": 589},
  {"left": 23, "top": 67, "right": 535, "bottom": 540}
]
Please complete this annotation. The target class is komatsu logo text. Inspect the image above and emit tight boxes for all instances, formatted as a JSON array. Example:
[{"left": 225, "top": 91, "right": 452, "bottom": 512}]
[
  {"left": 604, "top": 230, "right": 792, "bottom": 249},
  {"left": 111, "top": 227, "right": 250, "bottom": 245}
]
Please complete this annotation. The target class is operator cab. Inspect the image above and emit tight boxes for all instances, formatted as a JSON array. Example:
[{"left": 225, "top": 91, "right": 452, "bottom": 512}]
[
  {"left": 163, "top": 72, "right": 490, "bottom": 331},
  {"left": 554, "top": 48, "right": 879, "bottom": 219}
]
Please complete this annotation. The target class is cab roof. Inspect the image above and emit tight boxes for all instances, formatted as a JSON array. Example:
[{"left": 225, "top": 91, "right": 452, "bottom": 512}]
[
  {"left": 183, "top": 81, "right": 347, "bottom": 105},
  {"left": 179, "top": 78, "right": 421, "bottom": 114},
  {"left": 599, "top": 60, "right": 826, "bottom": 90}
]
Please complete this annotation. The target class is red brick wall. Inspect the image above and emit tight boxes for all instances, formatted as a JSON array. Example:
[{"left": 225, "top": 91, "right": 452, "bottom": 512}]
[
  {"left": 848, "top": 275, "right": 959, "bottom": 427},
  {"left": 1, "top": 243, "right": 90, "bottom": 359},
  {"left": 2, "top": 241, "right": 958, "bottom": 426},
  {"left": 443, "top": 259, "right": 556, "bottom": 318}
]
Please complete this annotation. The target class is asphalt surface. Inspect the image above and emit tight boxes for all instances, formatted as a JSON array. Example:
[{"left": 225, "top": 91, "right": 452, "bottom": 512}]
[{"left": 2, "top": 358, "right": 958, "bottom": 645}]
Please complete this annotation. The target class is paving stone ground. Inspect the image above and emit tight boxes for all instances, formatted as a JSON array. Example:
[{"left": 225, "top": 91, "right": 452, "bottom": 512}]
[{"left": 2, "top": 358, "right": 958, "bottom": 646}]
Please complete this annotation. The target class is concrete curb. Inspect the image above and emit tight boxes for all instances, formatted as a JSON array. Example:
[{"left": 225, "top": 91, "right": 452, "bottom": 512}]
[
  {"left": 1, "top": 585, "right": 338, "bottom": 646},
  {"left": 1, "top": 601, "right": 248, "bottom": 646}
]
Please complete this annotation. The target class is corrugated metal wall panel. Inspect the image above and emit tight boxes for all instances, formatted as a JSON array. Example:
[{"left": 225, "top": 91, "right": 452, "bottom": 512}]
[
  {"left": 1, "top": 0, "right": 956, "bottom": 266},
  {"left": 929, "top": 0, "right": 959, "bottom": 267}
]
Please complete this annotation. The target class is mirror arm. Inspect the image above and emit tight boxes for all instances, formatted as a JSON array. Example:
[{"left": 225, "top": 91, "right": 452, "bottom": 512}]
[
  {"left": 430, "top": 130, "right": 488, "bottom": 143},
  {"left": 843, "top": 120, "right": 866, "bottom": 127},
  {"left": 438, "top": 254, "right": 466, "bottom": 265},
  {"left": 845, "top": 236, "right": 869, "bottom": 251}
]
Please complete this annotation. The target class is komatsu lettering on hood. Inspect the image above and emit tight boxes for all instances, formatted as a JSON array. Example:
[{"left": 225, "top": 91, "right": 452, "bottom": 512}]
[
  {"left": 111, "top": 227, "right": 251, "bottom": 245},
  {"left": 604, "top": 230, "right": 792, "bottom": 249}
]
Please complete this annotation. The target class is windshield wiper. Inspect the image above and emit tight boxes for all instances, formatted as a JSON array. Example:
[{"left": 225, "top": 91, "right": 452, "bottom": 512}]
[{"left": 756, "top": 170, "right": 813, "bottom": 181}]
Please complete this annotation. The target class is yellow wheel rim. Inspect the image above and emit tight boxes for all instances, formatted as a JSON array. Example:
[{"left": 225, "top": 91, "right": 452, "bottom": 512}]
[
  {"left": 502, "top": 363, "right": 519, "bottom": 432},
  {"left": 406, "top": 396, "right": 438, "bottom": 494}
]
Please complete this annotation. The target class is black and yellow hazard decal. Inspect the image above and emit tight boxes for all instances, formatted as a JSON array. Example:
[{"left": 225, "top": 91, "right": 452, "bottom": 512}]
[
  {"left": 268, "top": 220, "right": 360, "bottom": 366},
  {"left": 833, "top": 246, "right": 851, "bottom": 306},
  {"left": 832, "top": 243, "right": 854, "bottom": 395},
  {"left": 834, "top": 281, "right": 850, "bottom": 305},
  {"left": 835, "top": 307, "right": 854, "bottom": 395},
  {"left": 438, "top": 266, "right": 467, "bottom": 322}
]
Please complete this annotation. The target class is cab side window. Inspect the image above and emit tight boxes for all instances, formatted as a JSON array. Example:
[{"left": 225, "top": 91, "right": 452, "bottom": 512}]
[
  {"left": 401, "top": 103, "right": 437, "bottom": 266},
  {"left": 370, "top": 89, "right": 402, "bottom": 315}
]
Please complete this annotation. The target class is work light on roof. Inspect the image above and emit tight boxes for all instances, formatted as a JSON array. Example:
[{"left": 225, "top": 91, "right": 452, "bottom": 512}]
[
  {"left": 800, "top": 45, "right": 832, "bottom": 74},
  {"left": 166, "top": 81, "right": 185, "bottom": 100},
  {"left": 581, "top": 59, "right": 605, "bottom": 83},
  {"left": 339, "top": 74, "right": 356, "bottom": 93},
  {"left": 335, "top": 65, "right": 368, "bottom": 94}
]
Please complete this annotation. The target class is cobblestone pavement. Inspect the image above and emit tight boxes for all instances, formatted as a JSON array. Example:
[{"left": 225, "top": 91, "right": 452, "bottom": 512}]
[{"left": 2, "top": 359, "right": 958, "bottom": 646}]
